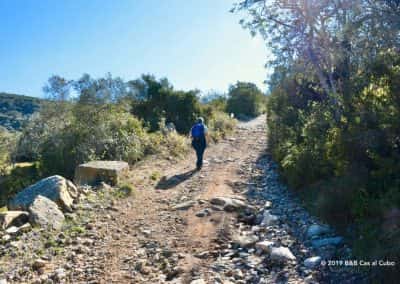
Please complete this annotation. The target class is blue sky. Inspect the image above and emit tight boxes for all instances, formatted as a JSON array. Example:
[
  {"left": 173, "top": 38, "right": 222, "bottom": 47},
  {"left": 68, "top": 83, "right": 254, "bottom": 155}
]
[{"left": 0, "top": 0, "right": 269, "bottom": 98}]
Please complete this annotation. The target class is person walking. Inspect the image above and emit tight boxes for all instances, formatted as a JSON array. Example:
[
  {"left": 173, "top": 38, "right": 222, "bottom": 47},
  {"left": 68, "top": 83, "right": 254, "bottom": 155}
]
[{"left": 190, "top": 117, "right": 208, "bottom": 170}]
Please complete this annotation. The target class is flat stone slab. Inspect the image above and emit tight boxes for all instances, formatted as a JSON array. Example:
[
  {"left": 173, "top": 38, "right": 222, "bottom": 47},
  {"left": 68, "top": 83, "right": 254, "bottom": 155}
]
[
  {"left": 74, "top": 161, "right": 129, "bottom": 186},
  {"left": 0, "top": 211, "right": 29, "bottom": 229},
  {"left": 172, "top": 201, "right": 196, "bottom": 210}
]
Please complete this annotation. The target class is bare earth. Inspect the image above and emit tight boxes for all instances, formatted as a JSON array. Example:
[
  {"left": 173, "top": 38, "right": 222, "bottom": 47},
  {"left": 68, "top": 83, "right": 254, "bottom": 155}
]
[
  {"left": 95, "top": 116, "right": 267, "bottom": 283},
  {"left": 1, "top": 115, "right": 361, "bottom": 284}
]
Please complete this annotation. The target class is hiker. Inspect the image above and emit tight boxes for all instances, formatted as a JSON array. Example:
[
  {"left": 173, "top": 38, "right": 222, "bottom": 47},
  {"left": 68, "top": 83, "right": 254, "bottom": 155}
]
[{"left": 190, "top": 117, "right": 208, "bottom": 170}]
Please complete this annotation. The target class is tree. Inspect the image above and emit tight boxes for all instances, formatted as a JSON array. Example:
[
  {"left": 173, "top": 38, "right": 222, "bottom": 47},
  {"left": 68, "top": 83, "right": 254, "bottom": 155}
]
[
  {"left": 226, "top": 81, "right": 266, "bottom": 117},
  {"left": 131, "top": 75, "right": 201, "bottom": 133},
  {"left": 233, "top": 0, "right": 400, "bottom": 117}
]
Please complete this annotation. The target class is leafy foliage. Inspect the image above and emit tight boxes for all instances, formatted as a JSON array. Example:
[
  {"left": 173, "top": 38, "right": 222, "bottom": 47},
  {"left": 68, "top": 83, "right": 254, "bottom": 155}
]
[
  {"left": 207, "top": 111, "right": 237, "bottom": 142},
  {"left": 237, "top": 0, "right": 400, "bottom": 279},
  {"left": 226, "top": 81, "right": 266, "bottom": 118},
  {"left": 130, "top": 75, "right": 201, "bottom": 133},
  {"left": 0, "top": 129, "right": 17, "bottom": 174}
]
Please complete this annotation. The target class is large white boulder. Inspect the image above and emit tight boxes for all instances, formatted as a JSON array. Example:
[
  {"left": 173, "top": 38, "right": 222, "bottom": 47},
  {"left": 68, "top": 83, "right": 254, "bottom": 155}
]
[
  {"left": 8, "top": 175, "right": 76, "bottom": 212},
  {"left": 28, "top": 195, "right": 65, "bottom": 230}
]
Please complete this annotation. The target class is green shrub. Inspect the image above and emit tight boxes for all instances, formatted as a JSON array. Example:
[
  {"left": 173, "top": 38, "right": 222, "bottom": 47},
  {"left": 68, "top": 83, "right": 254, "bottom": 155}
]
[
  {"left": 115, "top": 184, "right": 134, "bottom": 198},
  {"left": 226, "top": 81, "right": 266, "bottom": 118},
  {"left": 267, "top": 51, "right": 400, "bottom": 279},
  {"left": 0, "top": 129, "right": 17, "bottom": 174},
  {"left": 208, "top": 111, "right": 237, "bottom": 142},
  {"left": 0, "top": 162, "right": 41, "bottom": 207},
  {"left": 131, "top": 75, "right": 201, "bottom": 133}
]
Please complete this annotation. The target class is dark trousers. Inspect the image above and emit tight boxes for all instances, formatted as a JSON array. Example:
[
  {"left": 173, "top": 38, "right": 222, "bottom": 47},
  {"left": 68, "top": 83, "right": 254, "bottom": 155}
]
[{"left": 192, "top": 137, "right": 206, "bottom": 169}]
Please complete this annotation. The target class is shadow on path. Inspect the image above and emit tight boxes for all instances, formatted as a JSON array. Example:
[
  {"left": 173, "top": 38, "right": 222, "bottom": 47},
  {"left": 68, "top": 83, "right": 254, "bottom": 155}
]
[{"left": 155, "top": 169, "right": 197, "bottom": 190}]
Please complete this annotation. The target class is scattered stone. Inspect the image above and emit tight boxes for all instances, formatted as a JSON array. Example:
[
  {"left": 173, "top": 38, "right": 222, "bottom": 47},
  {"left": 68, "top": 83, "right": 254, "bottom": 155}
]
[
  {"left": 311, "top": 237, "right": 343, "bottom": 248},
  {"left": 172, "top": 201, "right": 195, "bottom": 210},
  {"left": 304, "top": 256, "right": 322, "bottom": 268},
  {"left": 32, "top": 259, "right": 47, "bottom": 270},
  {"left": 18, "top": 223, "right": 32, "bottom": 233},
  {"left": 2, "top": 234, "right": 11, "bottom": 242},
  {"left": 210, "top": 196, "right": 252, "bottom": 212},
  {"left": 195, "top": 209, "right": 211, "bottom": 217},
  {"left": 0, "top": 211, "right": 29, "bottom": 229},
  {"left": 190, "top": 279, "right": 206, "bottom": 284},
  {"left": 233, "top": 234, "right": 258, "bottom": 248},
  {"left": 306, "top": 224, "right": 330, "bottom": 238},
  {"left": 52, "top": 268, "right": 66, "bottom": 281},
  {"left": 264, "top": 201, "right": 272, "bottom": 209},
  {"left": 255, "top": 240, "right": 274, "bottom": 253},
  {"left": 74, "top": 160, "right": 129, "bottom": 186},
  {"left": 28, "top": 195, "right": 65, "bottom": 230},
  {"left": 260, "top": 210, "right": 279, "bottom": 226},
  {"left": 5, "top": 226, "right": 19, "bottom": 235},
  {"left": 269, "top": 246, "right": 296, "bottom": 262},
  {"left": 9, "top": 175, "right": 76, "bottom": 212},
  {"left": 194, "top": 251, "right": 209, "bottom": 259},
  {"left": 9, "top": 241, "right": 21, "bottom": 249}
]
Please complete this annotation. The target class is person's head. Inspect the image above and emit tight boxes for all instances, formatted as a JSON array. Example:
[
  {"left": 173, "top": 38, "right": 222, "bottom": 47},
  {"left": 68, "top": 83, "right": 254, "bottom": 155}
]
[{"left": 197, "top": 117, "right": 204, "bottom": 124}]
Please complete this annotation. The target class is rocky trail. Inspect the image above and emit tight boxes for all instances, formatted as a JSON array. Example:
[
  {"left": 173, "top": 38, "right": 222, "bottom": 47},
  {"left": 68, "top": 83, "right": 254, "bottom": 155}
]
[{"left": 0, "top": 116, "right": 365, "bottom": 284}]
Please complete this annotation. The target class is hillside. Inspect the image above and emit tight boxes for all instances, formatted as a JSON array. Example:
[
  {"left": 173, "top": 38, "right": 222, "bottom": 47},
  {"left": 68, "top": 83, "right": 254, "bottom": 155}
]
[{"left": 0, "top": 92, "right": 42, "bottom": 130}]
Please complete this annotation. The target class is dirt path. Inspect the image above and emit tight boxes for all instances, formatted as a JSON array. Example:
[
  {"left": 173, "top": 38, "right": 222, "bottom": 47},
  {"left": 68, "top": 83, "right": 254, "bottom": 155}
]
[
  {"left": 1, "top": 115, "right": 362, "bottom": 283},
  {"left": 92, "top": 115, "right": 267, "bottom": 283}
]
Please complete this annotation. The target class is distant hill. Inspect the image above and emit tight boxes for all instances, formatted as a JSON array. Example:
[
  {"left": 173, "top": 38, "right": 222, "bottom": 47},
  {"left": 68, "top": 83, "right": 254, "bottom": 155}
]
[{"left": 0, "top": 92, "right": 43, "bottom": 131}]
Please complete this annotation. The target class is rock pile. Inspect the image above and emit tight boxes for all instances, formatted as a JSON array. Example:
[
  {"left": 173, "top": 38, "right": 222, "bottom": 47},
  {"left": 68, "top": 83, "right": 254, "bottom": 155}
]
[
  {"left": 199, "top": 154, "right": 365, "bottom": 283},
  {"left": 1, "top": 176, "right": 81, "bottom": 244}
]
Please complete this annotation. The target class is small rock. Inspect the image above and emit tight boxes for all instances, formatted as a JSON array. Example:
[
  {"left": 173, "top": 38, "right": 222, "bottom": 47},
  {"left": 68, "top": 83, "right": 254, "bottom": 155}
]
[
  {"left": 141, "top": 229, "right": 151, "bottom": 237},
  {"left": 311, "top": 237, "right": 343, "bottom": 248},
  {"left": 190, "top": 279, "right": 206, "bottom": 284},
  {"left": 264, "top": 201, "right": 272, "bottom": 209},
  {"left": 32, "top": 259, "right": 47, "bottom": 270},
  {"left": 269, "top": 246, "right": 296, "bottom": 262},
  {"left": 172, "top": 201, "right": 195, "bottom": 210},
  {"left": 10, "top": 240, "right": 22, "bottom": 248},
  {"left": 255, "top": 241, "right": 274, "bottom": 253},
  {"left": 0, "top": 211, "right": 29, "bottom": 229},
  {"left": 5, "top": 226, "right": 19, "bottom": 235},
  {"left": 53, "top": 268, "right": 66, "bottom": 281},
  {"left": 210, "top": 196, "right": 252, "bottom": 212},
  {"left": 306, "top": 224, "right": 330, "bottom": 238},
  {"left": 195, "top": 209, "right": 211, "bottom": 217},
  {"left": 18, "top": 223, "right": 32, "bottom": 233},
  {"left": 233, "top": 234, "right": 258, "bottom": 248},
  {"left": 260, "top": 210, "right": 278, "bottom": 226},
  {"left": 304, "top": 256, "right": 322, "bottom": 268},
  {"left": 2, "top": 234, "right": 11, "bottom": 242}
]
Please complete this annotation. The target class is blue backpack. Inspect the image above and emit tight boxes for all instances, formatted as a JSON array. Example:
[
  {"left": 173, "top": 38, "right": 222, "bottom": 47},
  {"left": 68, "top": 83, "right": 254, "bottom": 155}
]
[{"left": 191, "top": 123, "right": 205, "bottom": 138}]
